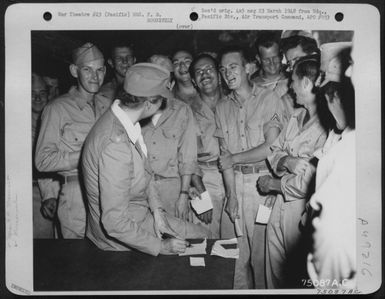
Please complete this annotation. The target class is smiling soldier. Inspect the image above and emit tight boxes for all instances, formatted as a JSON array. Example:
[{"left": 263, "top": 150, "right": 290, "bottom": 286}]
[{"left": 35, "top": 42, "right": 111, "bottom": 238}]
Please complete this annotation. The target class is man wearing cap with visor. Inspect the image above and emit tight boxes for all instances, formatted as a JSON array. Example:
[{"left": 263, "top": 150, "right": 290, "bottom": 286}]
[
  {"left": 82, "top": 63, "right": 210, "bottom": 254},
  {"left": 35, "top": 42, "right": 111, "bottom": 238}
]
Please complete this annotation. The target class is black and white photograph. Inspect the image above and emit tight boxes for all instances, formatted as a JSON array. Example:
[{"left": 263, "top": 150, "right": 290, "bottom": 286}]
[{"left": 3, "top": 2, "right": 382, "bottom": 296}]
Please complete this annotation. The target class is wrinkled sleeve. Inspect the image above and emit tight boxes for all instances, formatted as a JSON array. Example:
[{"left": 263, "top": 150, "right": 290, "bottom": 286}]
[
  {"left": 146, "top": 176, "right": 163, "bottom": 213},
  {"left": 38, "top": 178, "right": 60, "bottom": 201},
  {"left": 267, "top": 121, "right": 289, "bottom": 177},
  {"left": 279, "top": 131, "right": 326, "bottom": 201},
  {"left": 280, "top": 166, "right": 316, "bottom": 201},
  {"left": 177, "top": 106, "right": 198, "bottom": 176},
  {"left": 214, "top": 106, "right": 226, "bottom": 150},
  {"left": 35, "top": 104, "right": 80, "bottom": 172},
  {"left": 99, "top": 143, "right": 162, "bottom": 256},
  {"left": 262, "top": 92, "right": 285, "bottom": 134}
]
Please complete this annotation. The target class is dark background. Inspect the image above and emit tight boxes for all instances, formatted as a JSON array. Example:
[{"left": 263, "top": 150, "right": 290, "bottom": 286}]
[{"left": 31, "top": 30, "right": 353, "bottom": 92}]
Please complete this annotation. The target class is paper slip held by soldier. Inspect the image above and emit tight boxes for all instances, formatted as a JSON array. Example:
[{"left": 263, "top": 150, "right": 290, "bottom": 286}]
[{"left": 190, "top": 191, "right": 213, "bottom": 215}]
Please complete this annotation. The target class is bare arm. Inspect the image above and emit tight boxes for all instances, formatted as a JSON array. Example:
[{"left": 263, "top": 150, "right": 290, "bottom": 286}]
[{"left": 232, "top": 126, "right": 280, "bottom": 164}]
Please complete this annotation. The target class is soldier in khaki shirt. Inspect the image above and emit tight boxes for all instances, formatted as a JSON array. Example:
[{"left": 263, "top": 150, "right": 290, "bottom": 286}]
[
  {"left": 172, "top": 50, "right": 201, "bottom": 106},
  {"left": 35, "top": 43, "right": 111, "bottom": 238},
  {"left": 252, "top": 32, "right": 294, "bottom": 124},
  {"left": 99, "top": 42, "right": 136, "bottom": 101},
  {"left": 32, "top": 73, "right": 60, "bottom": 238},
  {"left": 141, "top": 76, "right": 198, "bottom": 221},
  {"left": 215, "top": 46, "right": 284, "bottom": 289},
  {"left": 257, "top": 55, "right": 327, "bottom": 288},
  {"left": 187, "top": 53, "right": 225, "bottom": 238},
  {"left": 82, "top": 63, "right": 210, "bottom": 255}
]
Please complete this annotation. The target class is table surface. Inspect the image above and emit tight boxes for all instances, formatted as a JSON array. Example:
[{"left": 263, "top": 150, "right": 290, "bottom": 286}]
[{"left": 34, "top": 239, "right": 235, "bottom": 291}]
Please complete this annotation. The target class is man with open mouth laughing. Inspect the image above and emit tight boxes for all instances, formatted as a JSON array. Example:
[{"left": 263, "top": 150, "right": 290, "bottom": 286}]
[{"left": 215, "top": 46, "right": 285, "bottom": 289}]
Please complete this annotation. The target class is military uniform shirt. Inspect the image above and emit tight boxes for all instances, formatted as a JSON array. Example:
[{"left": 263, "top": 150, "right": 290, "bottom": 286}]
[
  {"left": 35, "top": 86, "right": 111, "bottom": 176},
  {"left": 268, "top": 108, "right": 327, "bottom": 201},
  {"left": 142, "top": 97, "right": 197, "bottom": 178},
  {"left": 215, "top": 83, "right": 284, "bottom": 168}
]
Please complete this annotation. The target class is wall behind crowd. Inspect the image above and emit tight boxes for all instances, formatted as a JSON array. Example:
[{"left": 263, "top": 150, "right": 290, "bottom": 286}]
[{"left": 31, "top": 30, "right": 354, "bottom": 93}]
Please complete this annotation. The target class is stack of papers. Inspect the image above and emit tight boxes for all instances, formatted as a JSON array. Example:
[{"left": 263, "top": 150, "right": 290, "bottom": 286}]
[
  {"left": 211, "top": 238, "right": 239, "bottom": 259},
  {"left": 179, "top": 238, "right": 207, "bottom": 256},
  {"left": 190, "top": 257, "right": 205, "bottom": 267},
  {"left": 190, "top": 191, "right": 213, "bottom": 215}
]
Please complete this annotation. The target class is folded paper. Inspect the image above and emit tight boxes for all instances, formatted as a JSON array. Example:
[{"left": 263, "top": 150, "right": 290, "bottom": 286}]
[
  {"left": 190, "top": 191, "right": 213, "bottom": 215},
  {"left": 190, "top": 257, "right": 205, "bottom": 267},
  {"left": 255, "top": 204, "right": 272, "bottom": 224},
  {"left": 211, "top": 238, "right": 239, "bottom": 259}
]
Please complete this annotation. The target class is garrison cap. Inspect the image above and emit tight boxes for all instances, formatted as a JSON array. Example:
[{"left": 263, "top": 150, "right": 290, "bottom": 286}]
[
  {"left": 72, "top": 42, "right": 104, "bottom": 65},
  {"left": 148, "top": 55, "right": 173, "bottom": 73},
  {"left": 123, "top": 63, "right": 173, "bottom": 99}
]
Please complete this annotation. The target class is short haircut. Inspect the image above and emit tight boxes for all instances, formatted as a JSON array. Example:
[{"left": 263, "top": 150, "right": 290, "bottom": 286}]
[
  {"left": 188, "top": 53, "right": 219, "bottom": 79},
  {"left": 320, "top": 75, "right": 355, "bottom": 129},
  {"left": 293, "top": 54, "right": 335, "bottom": 131},
  {"left": 280, "top": 35, "right": 320, "bottom": 56},
  {"left": 254, "top": 31, "right": 281, "bottom": 56},
  {"left": 116, "top": 86, "right": 164, "bottom": 109},
  {"left": 109, "top": 42, "right": 135, "bottom": 58},
  {"left": 218, "top": 45, "right": 253, "bottom": 66},
  {"left": 171, "top": 49, "right": 194, "bottom": 61}
]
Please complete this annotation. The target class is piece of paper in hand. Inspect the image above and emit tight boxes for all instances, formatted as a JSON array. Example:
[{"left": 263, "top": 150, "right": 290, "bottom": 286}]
[
  {"left": 190, "top": 257, "right": 205, "bottom": 267},
  {"left": 234, "top": 218, "right": 243, "bottom": 237},
  {"left": 211, "top": 238, "right": 239, "bottom": 259},
  {"left": 255, "top": 204, "right": 272, "bottom": 224},
  {"left": 179, "top": 238, "right": 207, "bottom": 256},
  {"left": 190, "top": 191, "right": 213, "bottom": 215}
]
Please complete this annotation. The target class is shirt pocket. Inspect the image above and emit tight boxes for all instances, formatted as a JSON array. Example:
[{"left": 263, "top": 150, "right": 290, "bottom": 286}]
[
  {"left": 161, "top": 127, "right": 181, "bottom": 162},
  {"left": 246, "top": 121, "right": 263, "bottom": 147},
  {"left": 60, "top": 121, "right": 90, "bottom": 150}
]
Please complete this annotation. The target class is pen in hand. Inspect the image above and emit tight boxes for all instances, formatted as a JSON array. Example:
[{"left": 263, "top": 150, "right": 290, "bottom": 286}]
[{"left": 162, "top": 232, "right": 191, "bottom": 247}]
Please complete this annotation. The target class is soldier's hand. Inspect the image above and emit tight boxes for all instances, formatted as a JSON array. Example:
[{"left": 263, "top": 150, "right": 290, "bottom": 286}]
[
  {"left": 188, "top": 187, "right": 201, "bottom": 199},
  {"left": 41, "top": 198, "right": 57, "bottom": 219},
  {"left": 256, "top": 175, "right": 272, "bottom": 194},
  {"left": 218, "top": 147, "right": 234, "bottom": 171},
  {"left": 225, "top": 195, "right": 238, "bottom": 223},
  {"left": 175, "top": 193, "right": 190, "bottom": 221},
  {"left": 160, "top": 238, "right": 189, "bottom": 255},
  {"left": 198, "top": 209, "right": 213, "bottom": 224}
]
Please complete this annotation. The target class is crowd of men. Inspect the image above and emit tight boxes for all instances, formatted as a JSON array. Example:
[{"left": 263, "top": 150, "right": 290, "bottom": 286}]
[{"left": 32, "top": 30, "right": 356, "bottom": 289}]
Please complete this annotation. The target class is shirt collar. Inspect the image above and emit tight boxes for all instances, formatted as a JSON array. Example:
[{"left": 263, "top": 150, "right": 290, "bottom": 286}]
[
  {"left": 228, "top": 83, "right": 258, "bottom": 106},
  {"left": 111, "top": 100, "right": 141, "bottom": 145},
  {"left": 69, "top": 86, "right": 95, "bottom": 110}
]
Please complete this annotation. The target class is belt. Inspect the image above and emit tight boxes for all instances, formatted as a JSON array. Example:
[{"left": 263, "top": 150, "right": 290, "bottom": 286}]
[
  {"left": 198, "top": 160, "right": 218, "bottom": 168},
  {"left": 153, "top": 174, "right": 172, "bottom": 181},
  {"left": 59, "top": 174, "right": 79, "bottom": 185},
  {"left": 233, "top": 164, "right": 268, "bottom": 174}
]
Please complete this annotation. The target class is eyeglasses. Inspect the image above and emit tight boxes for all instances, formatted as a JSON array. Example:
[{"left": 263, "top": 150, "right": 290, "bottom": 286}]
[
  {"left": 194, "top": 65, "right": 216, "bottom": 76},
  {"left": 32, "top": 90, "right": 48, "bottom": 100}
]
